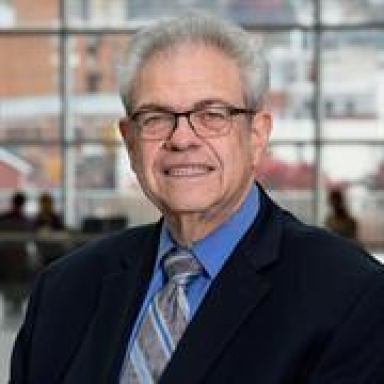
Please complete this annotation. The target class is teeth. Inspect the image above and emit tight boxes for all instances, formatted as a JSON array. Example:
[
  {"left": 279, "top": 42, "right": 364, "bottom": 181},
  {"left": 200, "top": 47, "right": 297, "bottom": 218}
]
[{"left": 166, "top": 165, "right": 211, "bottom": 177}]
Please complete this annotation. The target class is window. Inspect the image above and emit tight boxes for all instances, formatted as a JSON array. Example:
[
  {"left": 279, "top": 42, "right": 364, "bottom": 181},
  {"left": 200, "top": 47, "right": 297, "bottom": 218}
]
[{"left": 0, "top": 0, "right": 383, "bottom": 252}]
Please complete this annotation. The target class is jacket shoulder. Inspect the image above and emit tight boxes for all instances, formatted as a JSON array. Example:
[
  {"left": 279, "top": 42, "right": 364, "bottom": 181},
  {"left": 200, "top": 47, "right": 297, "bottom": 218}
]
[
  {"left": 44, "top": 222, "right": 160, "bottom": 282},
  {"left": 277, "top": 209, "right": 383, "bottom": 308},
  {"left": 281, "top": 209, "right": 379, "bottom": 271}
]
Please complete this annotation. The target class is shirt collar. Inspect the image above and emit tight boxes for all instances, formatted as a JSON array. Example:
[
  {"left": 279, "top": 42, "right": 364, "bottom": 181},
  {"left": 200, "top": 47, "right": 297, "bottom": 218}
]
[{"left": 158, "top": 184, "right": 260, "bottom": 279}]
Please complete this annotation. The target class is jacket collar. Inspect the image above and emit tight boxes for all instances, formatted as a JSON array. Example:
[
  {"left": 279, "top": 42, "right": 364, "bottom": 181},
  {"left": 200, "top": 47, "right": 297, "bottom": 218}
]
[{"left": 63, "top": 223, "right": 161, "bottom": 384}]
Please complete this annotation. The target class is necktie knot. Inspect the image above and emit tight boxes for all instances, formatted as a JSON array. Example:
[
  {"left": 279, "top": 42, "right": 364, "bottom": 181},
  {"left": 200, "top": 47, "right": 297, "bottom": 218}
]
[{"left": 163, "top": 247, "right": 202, "bottom": 286}]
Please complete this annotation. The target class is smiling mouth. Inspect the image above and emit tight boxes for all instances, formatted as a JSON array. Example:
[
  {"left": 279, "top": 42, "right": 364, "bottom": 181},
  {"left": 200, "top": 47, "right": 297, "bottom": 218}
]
[{"left": 164, "top": 164, "right": 214, "bottom": 177}]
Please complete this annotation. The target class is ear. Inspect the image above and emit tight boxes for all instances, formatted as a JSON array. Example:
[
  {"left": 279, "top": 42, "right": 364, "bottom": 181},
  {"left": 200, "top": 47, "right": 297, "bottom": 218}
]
[
  {"left": 119, "top": 118, "right": 135, "bottom": 150},
  {"left": 119, "top": 117, "right": 130, "bottom": 140},
  {"left": 250, "top": 110, "right": 272, "bottom": 168},
  {"left": 118, "top": 117, "right": 139, "bottom": 174}
]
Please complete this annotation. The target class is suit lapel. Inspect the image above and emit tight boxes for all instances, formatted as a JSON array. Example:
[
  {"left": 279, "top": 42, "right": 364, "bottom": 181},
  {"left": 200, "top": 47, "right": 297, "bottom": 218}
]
[
  {"left": 63, "top": 225, "right": 160, "bottom": 384},
  {"left": 160, "top": 191, "right": 283, "bottom": 384}
]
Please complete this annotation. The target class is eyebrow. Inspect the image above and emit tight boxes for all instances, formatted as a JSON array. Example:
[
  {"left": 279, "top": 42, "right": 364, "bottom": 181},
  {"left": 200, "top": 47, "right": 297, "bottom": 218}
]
[{"left": 132, "top": 98, "right": 239, "bottom": 115}]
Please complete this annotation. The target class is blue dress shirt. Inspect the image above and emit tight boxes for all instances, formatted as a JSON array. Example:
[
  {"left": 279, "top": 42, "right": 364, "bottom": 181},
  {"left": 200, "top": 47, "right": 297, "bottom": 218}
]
[{"left": 119, "top": 184, "right": 260, "bottom": 379}]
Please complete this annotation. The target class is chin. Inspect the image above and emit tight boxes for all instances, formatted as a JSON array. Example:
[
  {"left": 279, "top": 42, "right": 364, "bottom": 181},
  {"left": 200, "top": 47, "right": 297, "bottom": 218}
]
[{"left": 162, "top": 198, "right": 215, "bottom": 215}]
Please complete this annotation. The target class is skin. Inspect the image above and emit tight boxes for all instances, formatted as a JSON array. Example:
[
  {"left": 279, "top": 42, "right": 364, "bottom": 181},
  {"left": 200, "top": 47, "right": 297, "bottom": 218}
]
[{"left": 119, "top": 44, "right": 272, "bottom": 247}]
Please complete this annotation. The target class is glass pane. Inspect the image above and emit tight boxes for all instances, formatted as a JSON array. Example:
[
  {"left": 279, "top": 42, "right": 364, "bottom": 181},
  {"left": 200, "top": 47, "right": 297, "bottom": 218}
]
[
  {"left": 66, "top": 0, "right": 314, "bottom": 27},
  {"left": 0, "top": 144, "right": 63, "bottom": 217},
  {"left": 0, "top": 36, "right": 60, "bottom": 142},
  {"left": 266, "top": 31, "right": 315, "bottom": 141},
  {"left": 322, "top": 0, "right": 384, "bottom": 25},
  {"left": 67, "top": 0, "right": 226, "bottom": 27},
  {"left": 321, "top": 144, "right": 384, "bottom": 251},
  {"left": 71, "top": 144, "right": 159, "bottom": 229},
  {"left": 322, "top": 31, "right": 384, "bottom": 141},
  {"left": 227, "top": 0, "right": 314, "bottom": 26},
  {"left": 69, "top": 34, "right": 126, "bottom": 141},
  {"left": 258, "top": 144, "right": 316, "bottom": 224},
  {"left": 0, "top": 0, "right": 59, "bottom": 28}
]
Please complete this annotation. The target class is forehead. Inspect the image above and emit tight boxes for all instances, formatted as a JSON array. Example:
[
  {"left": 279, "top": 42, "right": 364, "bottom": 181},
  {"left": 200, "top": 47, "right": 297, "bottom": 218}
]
[{"left": 132, "top": 43, "right": 244, "bottom": 109}]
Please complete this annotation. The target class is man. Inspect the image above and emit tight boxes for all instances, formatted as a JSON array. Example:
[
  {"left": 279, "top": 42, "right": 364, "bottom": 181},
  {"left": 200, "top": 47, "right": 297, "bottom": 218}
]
[
  {"left": 0, "top": 192, "right": 32, "bottom": 319},
  {"left": 325, "top": 187, "right": 358, "bottom": 240},
  {"left": 10, "top": 13, "right": 384, "bottom": 384}
]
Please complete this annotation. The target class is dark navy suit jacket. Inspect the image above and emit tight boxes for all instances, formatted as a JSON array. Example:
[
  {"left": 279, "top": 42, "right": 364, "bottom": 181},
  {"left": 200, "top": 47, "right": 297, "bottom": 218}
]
[{"left": 9, "top": 188, "right": 384, "bottom": 383}]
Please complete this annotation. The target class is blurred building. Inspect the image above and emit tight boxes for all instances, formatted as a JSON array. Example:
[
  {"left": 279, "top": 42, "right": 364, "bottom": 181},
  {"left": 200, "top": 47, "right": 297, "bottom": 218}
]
[{"left": 0, "top": 0, "right": 383, "bottom": 249}]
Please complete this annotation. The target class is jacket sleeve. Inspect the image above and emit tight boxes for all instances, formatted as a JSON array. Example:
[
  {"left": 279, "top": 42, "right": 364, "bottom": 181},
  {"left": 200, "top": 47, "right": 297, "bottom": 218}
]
[{"left": 8, "top": 270, "right": 47, "bottom": 384}]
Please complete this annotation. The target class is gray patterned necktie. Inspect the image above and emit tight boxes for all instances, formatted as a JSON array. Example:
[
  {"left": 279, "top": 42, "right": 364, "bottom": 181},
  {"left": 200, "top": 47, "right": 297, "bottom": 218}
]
[{"left": 122, "top": 247, "right": 202, "bottom": 383}]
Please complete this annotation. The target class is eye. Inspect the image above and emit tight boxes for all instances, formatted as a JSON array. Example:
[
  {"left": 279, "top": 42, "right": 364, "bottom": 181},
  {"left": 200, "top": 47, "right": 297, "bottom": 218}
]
[
  {"left": 137, "top": 112, "right": 171, "bottom": 127},
  {"left": 197, "top": 107, "right": 229, "bottom": 124}
]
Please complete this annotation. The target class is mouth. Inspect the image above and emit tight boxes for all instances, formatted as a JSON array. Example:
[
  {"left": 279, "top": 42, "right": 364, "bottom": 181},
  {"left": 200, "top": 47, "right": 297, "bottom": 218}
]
[{"left": 164, "top": 164, "right": 215, "bottom": 177}]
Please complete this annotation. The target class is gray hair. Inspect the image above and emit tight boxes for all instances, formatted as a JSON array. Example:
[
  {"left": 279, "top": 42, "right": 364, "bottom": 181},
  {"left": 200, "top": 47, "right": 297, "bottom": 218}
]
[{"left": 118, "top": 13, "right": 269, "bottom": 114}]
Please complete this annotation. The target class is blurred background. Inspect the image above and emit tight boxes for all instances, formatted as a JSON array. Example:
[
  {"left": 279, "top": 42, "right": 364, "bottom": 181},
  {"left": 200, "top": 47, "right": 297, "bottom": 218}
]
[{"left": 1, "top": 0, "right": 383, "bottom": 382}]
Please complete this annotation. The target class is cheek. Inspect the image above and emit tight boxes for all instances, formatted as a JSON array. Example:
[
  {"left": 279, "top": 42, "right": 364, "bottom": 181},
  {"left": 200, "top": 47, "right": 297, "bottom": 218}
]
[
  {"left": 128, "top": 146, "right": 140, "bottom": 176},
  {"left": 133, "top": 145, "right": 161, "bottom": 184},
  {"left": 232, "top": 132, "right": 255, "bottom": 166},
  {"left": 215, "top": 140, "right": 251, "bottom": 183},
  {"left": 237, "top": 128, "right": 263, "bottom": 171},
  {"left": 128, "top": 143, "right": 146, "bottom": 178}
]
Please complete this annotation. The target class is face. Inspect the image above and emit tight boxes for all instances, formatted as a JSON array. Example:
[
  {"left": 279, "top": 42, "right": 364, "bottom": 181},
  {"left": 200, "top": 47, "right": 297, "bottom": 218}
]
[{"left": 120, "top": 44, "right": 271, "bottom": 231}]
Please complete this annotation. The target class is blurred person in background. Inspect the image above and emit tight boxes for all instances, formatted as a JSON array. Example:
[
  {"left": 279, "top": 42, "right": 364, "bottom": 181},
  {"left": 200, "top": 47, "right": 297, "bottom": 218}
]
[
  {"left": 325, "top": 187, "right": 358, "bottom": 241},
  {"left": 0, "top": 191, "right": 32, "bottom": 321},
  {"left": 9, "top": 13, "right": 384, "bottom": 384},
  {"left": 0, "top": 191, "right": 31, "bottom": 232},
  {"left": 32, "top": 192, "right": 66, "bottom": 268},
  {"left": 33, "top": 192, "right": 64, "bottom": 232}
]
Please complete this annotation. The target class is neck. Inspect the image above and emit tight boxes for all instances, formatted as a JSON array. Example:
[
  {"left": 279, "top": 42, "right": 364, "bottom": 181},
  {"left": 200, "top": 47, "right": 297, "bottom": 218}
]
[{"left": 165, "top": 213, "right": 214, "bottom": 248}]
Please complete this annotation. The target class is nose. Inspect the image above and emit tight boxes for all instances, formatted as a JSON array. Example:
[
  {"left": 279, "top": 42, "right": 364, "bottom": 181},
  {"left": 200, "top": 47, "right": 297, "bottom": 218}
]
[{"left": 165, "top": 115, "right": 200, "bottom": 150}]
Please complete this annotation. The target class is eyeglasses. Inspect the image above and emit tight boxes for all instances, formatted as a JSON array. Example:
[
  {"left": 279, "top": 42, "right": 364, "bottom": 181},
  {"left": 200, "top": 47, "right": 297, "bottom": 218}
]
[{"left": 129, "top": 103, "right": 255, "bottom": 141}]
